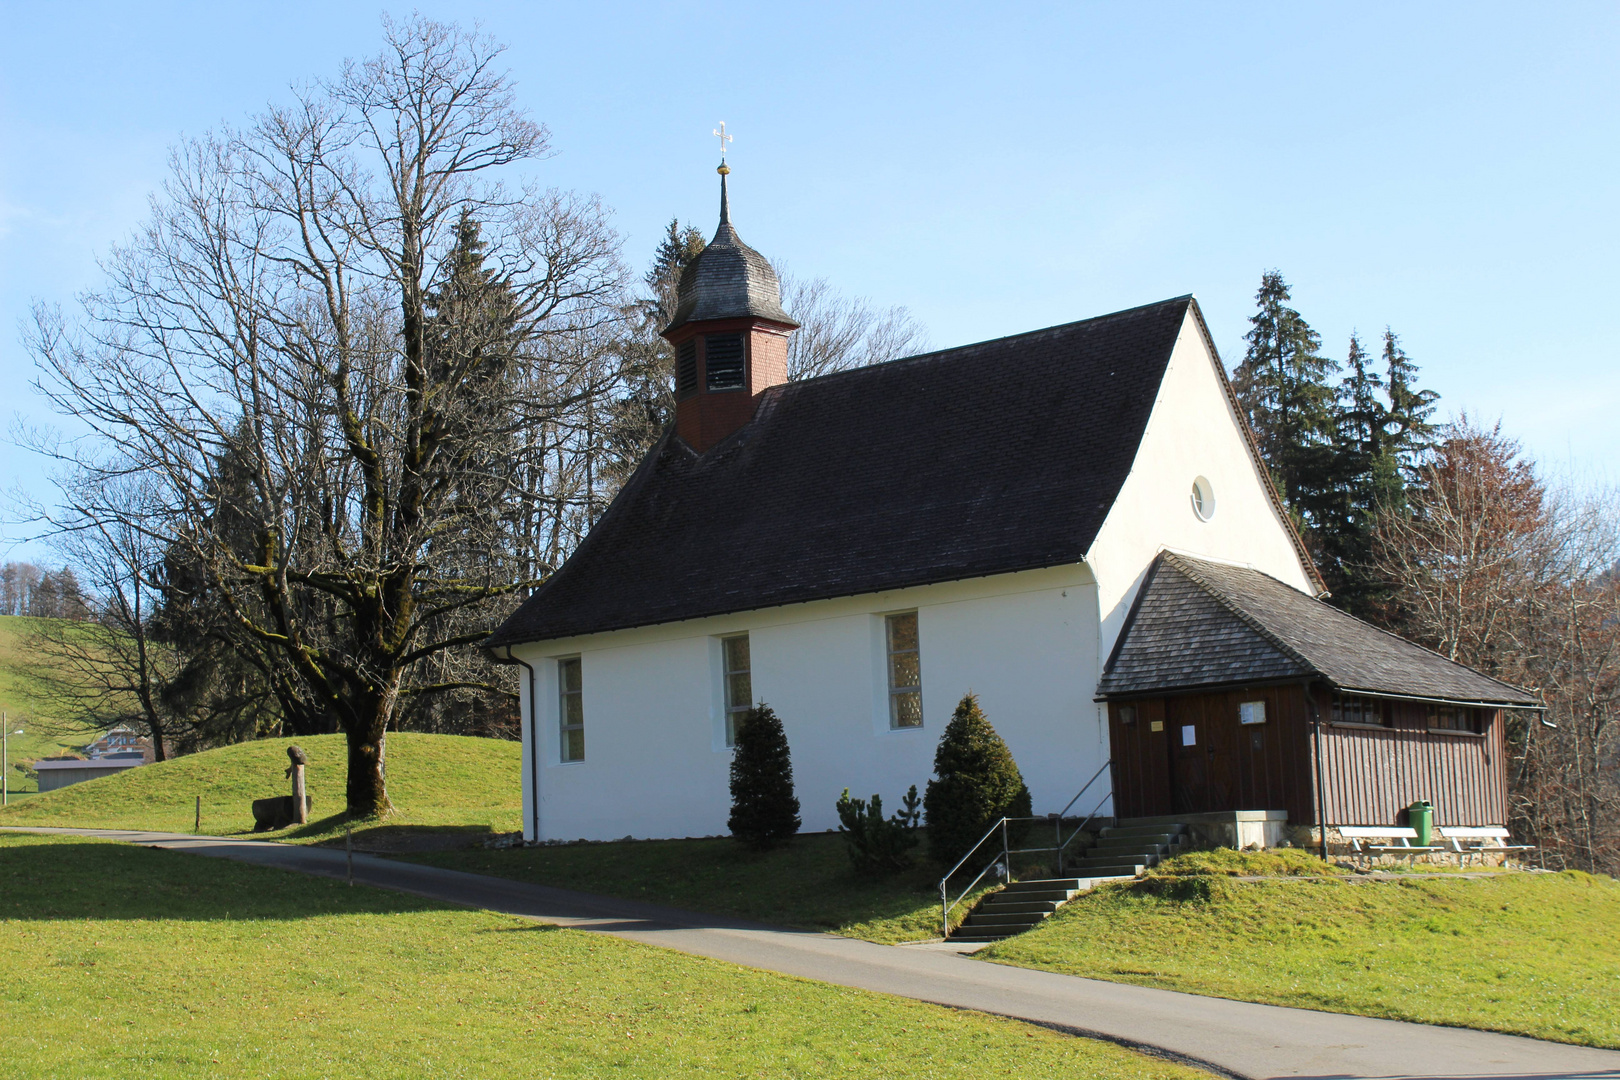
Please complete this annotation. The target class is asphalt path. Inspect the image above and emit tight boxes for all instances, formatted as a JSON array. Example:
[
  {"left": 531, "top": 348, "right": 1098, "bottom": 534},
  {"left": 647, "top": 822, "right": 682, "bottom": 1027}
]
[{"left": 9, "top": 827, "right": 1620, "bottom": 1080}]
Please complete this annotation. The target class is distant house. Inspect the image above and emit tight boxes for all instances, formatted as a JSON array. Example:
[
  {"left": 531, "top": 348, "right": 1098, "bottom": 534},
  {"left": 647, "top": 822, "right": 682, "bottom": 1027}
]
[
  {"left": 84, "top": 727, "right": 154, "bottom": 763},
  {"left": 36, "top": 758, "right": 143, "bottom": 792}
]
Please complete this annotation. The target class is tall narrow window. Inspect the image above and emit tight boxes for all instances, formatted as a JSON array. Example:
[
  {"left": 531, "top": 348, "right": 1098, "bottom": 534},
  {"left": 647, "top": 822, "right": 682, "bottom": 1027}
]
[
  {"left": 676, "top": 339, "right": 698, "bottom": 399},
  {"left": 886, "top": 612, "right": 922, "bottom": 728},
  {"left": 558, "top": 656, "right": 584, "bottom": 762},
  {"left": 704, "top": 333, "right": 745, "bottom": 390},
  {"left": 722, "top": 634, "right": 752, "bottom": 747}
]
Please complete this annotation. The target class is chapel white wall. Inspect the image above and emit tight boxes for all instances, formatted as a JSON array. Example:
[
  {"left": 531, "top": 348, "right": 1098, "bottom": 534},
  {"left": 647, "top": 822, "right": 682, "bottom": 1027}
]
[{"left": 509, "top": 566, "right": 1101, "bottom": 842}]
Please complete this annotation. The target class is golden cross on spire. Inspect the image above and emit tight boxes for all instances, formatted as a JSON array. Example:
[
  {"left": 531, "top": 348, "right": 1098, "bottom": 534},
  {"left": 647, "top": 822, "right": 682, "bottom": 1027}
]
[{"left": 713, "top": 121, "right": 733, "bottom": 163}]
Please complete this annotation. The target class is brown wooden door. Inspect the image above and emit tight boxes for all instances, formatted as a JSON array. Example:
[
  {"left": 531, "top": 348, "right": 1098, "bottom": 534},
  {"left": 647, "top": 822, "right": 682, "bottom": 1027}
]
[
  {"left": 1167, "top": 698, "right": 1209, "bottom": 813},
  {"left": 1168, "top": 695, "right": 1240, "bottom": 814}
]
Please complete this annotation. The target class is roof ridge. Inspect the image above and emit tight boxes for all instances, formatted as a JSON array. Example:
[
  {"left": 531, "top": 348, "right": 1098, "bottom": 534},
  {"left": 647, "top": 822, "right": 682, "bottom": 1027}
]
[
  {"left": 782, "top": 295, "right": 1195, "bottom": 390},
  {"left": 1158, "top": 551, "right": 1322, "bottom": 676}
]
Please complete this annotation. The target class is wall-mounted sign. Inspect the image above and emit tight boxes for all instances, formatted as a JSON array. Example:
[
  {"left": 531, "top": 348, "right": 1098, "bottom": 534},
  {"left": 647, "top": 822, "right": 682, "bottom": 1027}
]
[
  {"left": 1181, "top": 724, "right": 1197, "bottom": 746},
  {"left": 1240, "top": 701, "right": 1267, "bottom": 725},
  {"left": 1149, "top": 720, "right": 1164, "bottom": 733}
]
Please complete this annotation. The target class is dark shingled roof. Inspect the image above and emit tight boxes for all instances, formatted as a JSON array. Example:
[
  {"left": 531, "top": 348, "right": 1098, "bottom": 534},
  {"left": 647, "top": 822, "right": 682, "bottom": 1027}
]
[
  {"left": 1098, "top": 552, "right": 1539, "bottom": 706},
  {"left": 489, "top": 296, "right": 1202, "bottom": 646},
  {"left": 663, "top": 176, "right": 798, "bottom": 334}
]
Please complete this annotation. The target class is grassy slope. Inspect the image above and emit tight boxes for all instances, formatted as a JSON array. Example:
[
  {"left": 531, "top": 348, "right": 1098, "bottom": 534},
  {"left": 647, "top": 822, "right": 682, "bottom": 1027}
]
[
  {"left": 414, "top": 832, "right": 984, "bottom": 944},
  {"left": 0, "top": 732, "right": 522, "bottom": 841},
  {"left": 0, "top": 615, "right": 102, "bottom": 794},
  {"left": 0, "top": 833, "right": 1200, "bottom": 1080},
  {"left": 985, "top": 854, "right": 1620, "bottom": 1048}
]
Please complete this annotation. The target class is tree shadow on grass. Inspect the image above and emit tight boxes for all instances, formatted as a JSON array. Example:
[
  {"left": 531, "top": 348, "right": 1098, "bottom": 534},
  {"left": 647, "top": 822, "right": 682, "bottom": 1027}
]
[
  {"left": 268, "top": 814, "right": 496, "bottom": 853},
  {"left": 0, "top": 834, "right": 465, "bottom": 922}
]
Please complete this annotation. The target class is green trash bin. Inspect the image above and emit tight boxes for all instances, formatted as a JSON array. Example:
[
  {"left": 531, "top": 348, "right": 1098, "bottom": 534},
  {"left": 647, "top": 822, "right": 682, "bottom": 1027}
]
[{"left": 1407, "top": 801, "right": 1434, "bottom": 848}]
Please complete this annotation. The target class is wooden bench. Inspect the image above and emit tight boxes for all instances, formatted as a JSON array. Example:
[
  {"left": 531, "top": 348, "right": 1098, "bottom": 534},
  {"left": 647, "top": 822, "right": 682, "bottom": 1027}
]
[
  {"left": 1436, "top": 826, "right": 1534, "bottom": 865},
  {"left": 1337, "top": 826, "right": 1448, "bottom": 860}
]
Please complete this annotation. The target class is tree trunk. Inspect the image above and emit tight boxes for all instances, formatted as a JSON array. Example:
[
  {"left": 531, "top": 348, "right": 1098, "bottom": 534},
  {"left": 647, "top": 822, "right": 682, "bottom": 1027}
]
[
  {"left": 345, "top": 727, "right": 391, "bottom": 818},
  {"left": 344, "top": 692, "right": 394, "bottom": 818}
]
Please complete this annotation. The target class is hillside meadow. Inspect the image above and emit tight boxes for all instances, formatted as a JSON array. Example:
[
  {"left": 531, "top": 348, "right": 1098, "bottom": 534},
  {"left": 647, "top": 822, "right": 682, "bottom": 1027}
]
[
  {"left": 984, "top": 856, "right": 1620, "bottom": 1048},
  {"left": 0, "top": 732, "right": 522, "bottom": 842},
  {"left": 0, "top": 615, "right": 105, "bottom": 793}
]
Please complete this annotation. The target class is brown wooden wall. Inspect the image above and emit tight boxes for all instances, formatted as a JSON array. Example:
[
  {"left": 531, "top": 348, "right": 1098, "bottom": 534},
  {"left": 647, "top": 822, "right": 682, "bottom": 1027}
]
[
  {"left": 1108, "top": 684, "right": 1508, "bottom": 827},
  {"left": 1312, "top": 690, "right": 1507, "bottom": 827},
  {"left": 1108, "top": 683, "right": 1314, "bottom": 823}
]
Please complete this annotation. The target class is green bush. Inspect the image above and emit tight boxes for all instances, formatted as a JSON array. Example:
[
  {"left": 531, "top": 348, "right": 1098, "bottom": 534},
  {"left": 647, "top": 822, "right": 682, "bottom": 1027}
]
[
  {"left": 924, "top": 693, "right": 1032, "bottom": 867},
  {"left": 835, "top": 785, "right": 921, "bottom": 874},
  {"left": 727, "top": 703, "right": 801, "bottom": 850}
]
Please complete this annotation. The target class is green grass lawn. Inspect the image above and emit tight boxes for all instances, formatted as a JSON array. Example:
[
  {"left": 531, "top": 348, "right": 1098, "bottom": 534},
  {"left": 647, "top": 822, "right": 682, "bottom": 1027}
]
[
  {"left": 413, "top": 831, "right": 991, "bottom": 944},
  {"left": 984, "top": 852, "right": 1620, "bottom": 1048},
  {"left": 0, "top": 732, "right": 522, "bottom": 843},
  {"left": 0, "top": 833, "right": 1200, "bottom": 1080}
]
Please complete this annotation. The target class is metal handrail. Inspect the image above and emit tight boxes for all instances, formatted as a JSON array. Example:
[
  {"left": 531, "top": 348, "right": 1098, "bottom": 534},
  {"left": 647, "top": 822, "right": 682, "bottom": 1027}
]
[
  {"left": 938, "top": 759, "right": 1114, "bottom": 938},
  {"left": 939, "top": 816, "right": 1015, "bottom": 939}
]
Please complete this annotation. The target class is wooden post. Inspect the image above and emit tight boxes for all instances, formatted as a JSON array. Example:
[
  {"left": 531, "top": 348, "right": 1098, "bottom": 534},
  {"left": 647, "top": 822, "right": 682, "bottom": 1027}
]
[
  {"left": 195, "top": 794, "right": 201, "bottom": 834},
  {"left": 346, "top": 818, "right": 353, "bottom": 886},
  {"left": 291, "top": 763, "right": 307, "bottom": 825}
]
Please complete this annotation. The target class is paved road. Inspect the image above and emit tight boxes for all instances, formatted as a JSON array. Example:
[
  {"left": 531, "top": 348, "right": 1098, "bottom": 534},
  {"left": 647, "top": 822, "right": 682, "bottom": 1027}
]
[{"left": 9, "top": 827, "right": 1620, "bottom": 1080}]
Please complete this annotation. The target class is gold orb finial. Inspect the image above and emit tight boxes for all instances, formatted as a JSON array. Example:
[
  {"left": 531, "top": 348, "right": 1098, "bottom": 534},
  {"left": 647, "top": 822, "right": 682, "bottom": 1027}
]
[{"left": 717, "top": 162, "right": 731, "bottom": 175}]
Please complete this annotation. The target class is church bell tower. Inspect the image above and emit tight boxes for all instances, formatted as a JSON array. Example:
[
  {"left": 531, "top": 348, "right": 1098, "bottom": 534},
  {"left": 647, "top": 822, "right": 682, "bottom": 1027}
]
[{"left": 661, "top": 142, "right": 799, "bottom": 453}]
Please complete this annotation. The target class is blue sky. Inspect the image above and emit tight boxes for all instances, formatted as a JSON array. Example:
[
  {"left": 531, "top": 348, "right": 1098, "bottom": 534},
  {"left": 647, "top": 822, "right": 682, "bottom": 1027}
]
[{"left": 2, "top": 2, "right": 1615, "bottom": 559}]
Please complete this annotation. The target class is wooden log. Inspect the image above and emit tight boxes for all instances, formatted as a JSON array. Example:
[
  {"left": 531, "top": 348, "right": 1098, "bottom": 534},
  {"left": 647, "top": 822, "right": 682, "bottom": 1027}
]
[{"left": 291, "top": 764, "right": 307, "bottom": 825}]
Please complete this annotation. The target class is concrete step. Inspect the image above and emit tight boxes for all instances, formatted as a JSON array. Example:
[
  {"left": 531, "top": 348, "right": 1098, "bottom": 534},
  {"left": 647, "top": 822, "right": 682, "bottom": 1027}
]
[
  {"left": 1001, "top": 878, "right": 1085, "bottom": 893},
  {"left": 977, "top": 899, "right": 1063, "bottom": 914},
  {"left": 1092, "top": 833, "right": 1176, "bottom": 849},
  {"left": 949, "top": 930, "right": 1019, "bottom": 942},
  {"left": 1067, "top": 862, "right": 1147, "bottom": 877},
  {"left": 994, "top": 888, "right": 1076, "bottom": 903},
  {"left": 1101, "top": 823, "right": 1189, "bottom": 839},
  {"left": 1073, "top": 852, "right": 1159, "bottom": 866},
  {"left": 965, "top": 911, "right": 1049, "bottom": 927}
]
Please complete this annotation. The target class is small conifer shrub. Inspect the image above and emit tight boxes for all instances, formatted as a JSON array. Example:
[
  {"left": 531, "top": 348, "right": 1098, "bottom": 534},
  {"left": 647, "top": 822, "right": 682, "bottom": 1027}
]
[
  {"left": 728, "top": 703, "right": 801, "bottom": 850},
  {"left": 924, "top": 692, "right": 1032, "bottom": 867},
  {"left": 835, "top": 785, "right": 922, "bottom": 874}
]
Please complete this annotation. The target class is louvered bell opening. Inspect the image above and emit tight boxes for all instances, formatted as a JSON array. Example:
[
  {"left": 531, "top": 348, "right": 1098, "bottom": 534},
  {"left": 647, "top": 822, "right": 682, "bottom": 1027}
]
[
  {"left": 704, "top": 333, "right": 745, "bottom": 391},
  {"left": 676, "top": 339, "right": 698, "bottom": 399}
]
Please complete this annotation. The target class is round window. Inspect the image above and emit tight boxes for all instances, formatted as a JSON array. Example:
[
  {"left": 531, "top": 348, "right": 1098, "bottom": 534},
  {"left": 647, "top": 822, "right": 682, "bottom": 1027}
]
[{"left": 1190, "top": 476, "right": 1215, "bottom": 521}]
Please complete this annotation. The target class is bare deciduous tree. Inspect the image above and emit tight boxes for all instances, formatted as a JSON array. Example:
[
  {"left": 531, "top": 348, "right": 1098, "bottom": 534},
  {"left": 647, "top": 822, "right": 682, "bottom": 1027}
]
[
  {"left": 1372, "top": 416, "right": 1620, "bottom": 873},
  {"left": 778, "top": 270, "right": 930, "bottom": 382},
  {"left": 26, "top": 16, "right": 628, "bottom": 816}
]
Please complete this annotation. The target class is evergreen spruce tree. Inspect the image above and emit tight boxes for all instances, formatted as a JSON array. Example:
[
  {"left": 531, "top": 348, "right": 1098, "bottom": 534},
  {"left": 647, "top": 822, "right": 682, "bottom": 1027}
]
[
  {"left": 1317, "top": 328, "right": 1439, "bottom": 618},
  {"left": 727, "top": 703, "right": 801, "bottom": 850},
  {"left": 924, "top": 693, "right": 1033, "bottom": 867},
  {"left": 1379, "top": 328, "right": 1439, "bottom": 493},
  {"left": 1313, "top": 331, "right": 1389, "bottom": 614},
  {"left": 603, "top": 219, "right": 708, "bottom": 487},
  {"left": 1231, "top": 271, "right": 1340, "bottom": 525}
]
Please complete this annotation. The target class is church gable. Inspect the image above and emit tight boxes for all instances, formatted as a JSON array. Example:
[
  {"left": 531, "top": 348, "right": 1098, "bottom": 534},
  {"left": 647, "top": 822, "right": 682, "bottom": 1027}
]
[
  {"left": 1084, "top": 300, "right": 1320, "bottom": 652},
  {"left": 488, "top": 297, "right": 1192, "bottom": 647}
]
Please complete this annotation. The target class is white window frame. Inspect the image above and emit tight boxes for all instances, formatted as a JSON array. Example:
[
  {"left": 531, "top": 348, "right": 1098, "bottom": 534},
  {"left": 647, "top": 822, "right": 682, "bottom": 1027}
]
[
  {"left": 885, "top": 611, "right": 923, "bottom": 730},
  {"left": 721, "top": 633, "right": 752, "bottom": 748},
  {"left": 557, "top": 655, "right": 584, "bottom": 763}
]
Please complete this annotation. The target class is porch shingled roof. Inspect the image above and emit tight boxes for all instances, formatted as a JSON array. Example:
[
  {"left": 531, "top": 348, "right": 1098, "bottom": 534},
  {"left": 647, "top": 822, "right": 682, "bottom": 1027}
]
[{"left": 1097, "top": 552, "right": 1540, "bottom": 706}]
